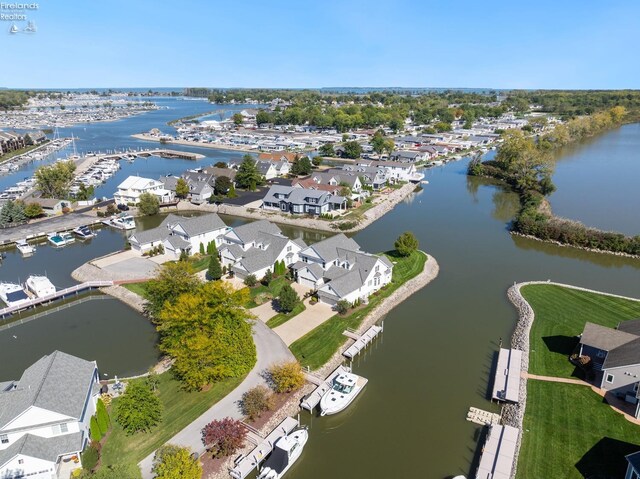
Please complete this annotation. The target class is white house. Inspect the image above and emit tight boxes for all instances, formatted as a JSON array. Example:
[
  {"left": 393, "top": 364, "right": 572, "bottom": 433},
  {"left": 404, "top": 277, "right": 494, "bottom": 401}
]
[
  {"left": 128, "top": 213, "right": 230, "bottom": 257},
  {"left": 0, "top": 351, "right": 100, "bottom": 479},
  {"left": 114, "top": 175, "right": 174, "bottom": 206},
  {"left": 219, "top": 220, "right": 306, "bottom": 280},
  {"left": 292, "top": 234, "right": 393, "bottom": 305}
]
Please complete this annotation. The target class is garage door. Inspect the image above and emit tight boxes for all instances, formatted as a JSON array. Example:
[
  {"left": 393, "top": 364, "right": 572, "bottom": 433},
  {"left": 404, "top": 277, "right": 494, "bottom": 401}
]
[{"left": 298, "top": 276, "right": 316, "bottom": 288}]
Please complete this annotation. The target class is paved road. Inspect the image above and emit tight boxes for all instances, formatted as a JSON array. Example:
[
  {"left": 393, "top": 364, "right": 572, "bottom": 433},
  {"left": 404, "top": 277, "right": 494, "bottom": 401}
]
[{"left": 138, "top": 320, "right": 293, "bottom": 478}]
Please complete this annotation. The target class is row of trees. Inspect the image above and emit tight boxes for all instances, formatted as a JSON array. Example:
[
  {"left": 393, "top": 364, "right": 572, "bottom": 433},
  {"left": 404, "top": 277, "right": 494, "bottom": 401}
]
[{"left": 0, "top": 200, "right": 44, "bottom": 226}]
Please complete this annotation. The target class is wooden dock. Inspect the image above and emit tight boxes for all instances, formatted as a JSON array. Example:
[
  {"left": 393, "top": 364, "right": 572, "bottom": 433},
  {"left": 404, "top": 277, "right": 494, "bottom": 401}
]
[
  {"left": 342, "top": 323, "right": 383, "bottom": 359},
  {"left": 0, "top": 280, "right": 113, "bottom": 319},
  {"left": 228, "top": 416, "right": 299, "bottom": 479},
  {"left": 492, "top": 348, "right": 523, "bottom": 403},
  {"left": 466, "top": 407, "right": 501, "bottom": 426},
  {"left": 301, "top": 365, "right": 351, "bottom": 411},
  {"left": 476, "top": 424, "right": 519, "bottom": 479}
]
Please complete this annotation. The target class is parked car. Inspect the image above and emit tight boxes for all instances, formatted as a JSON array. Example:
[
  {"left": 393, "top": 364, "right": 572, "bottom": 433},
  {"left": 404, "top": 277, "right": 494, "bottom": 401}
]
[{"left": 117, "top": 203, "right": 130, "bottom": 211}]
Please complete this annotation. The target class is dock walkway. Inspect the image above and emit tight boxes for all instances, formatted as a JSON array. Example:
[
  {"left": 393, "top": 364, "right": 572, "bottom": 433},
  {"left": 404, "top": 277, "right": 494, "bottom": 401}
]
[
  {"left": 0, "top": 280, "right": 113, "bottom": 319},
  {"left": 0, "top": 213, "right": 101, "bottom": 245},
  {"left": 492, "top": 348, "right": 523, "bottom": 403},
  {"left": 229, "top": 416, "right": 299, "bottom": 479},
  {"left": 476, "top": 424, "right": 520, "bottom": 479},
  {"left": 342, "top": 324, "right": 383, "bottom": 359},
  {"left": 300, "top": 365, "right": 351, "bottom": 411}
]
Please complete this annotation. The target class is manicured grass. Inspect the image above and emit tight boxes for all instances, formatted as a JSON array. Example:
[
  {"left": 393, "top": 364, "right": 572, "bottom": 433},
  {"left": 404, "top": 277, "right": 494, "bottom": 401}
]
[
  {"left": 521, "top": 285, "right": 640, "bottom": 378},
  {"left": 290, "top": 250, "right": 427, "bottom": 369},
  {"left": 266, "top": 302, "right": 306, "bottom": 329},
  {"left": 123, "top": 282, "right": 149, "bottom": 298},
  {"left": 100, "top": 371, "right": 243, "bottom": 467},
  {"left": 518, "top": 381, "right": 640, "bottom": 479},
  {"left": 245, "top": 276, "right": 289, "bottom": 308}
]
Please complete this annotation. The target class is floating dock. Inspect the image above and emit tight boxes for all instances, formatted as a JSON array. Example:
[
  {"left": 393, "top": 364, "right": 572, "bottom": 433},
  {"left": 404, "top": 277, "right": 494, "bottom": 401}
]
[
  {"left": 342, "top": 323, "right": 383, "bottom": 359},
  {"left": 0, "top": 280, "right": 113, "bottom": 319},
  {"left": 301, "top": 365, "right": 351, "bottom": 411},
  {"left": 466, "top": 407, "right": 501, "bottom": 426},
  {"left": 476, "top": 424, "right": 519, "bottom": 479},
  {"left": 229, "top": 416, "right": 299, "bottom": 479},
  {"left": 492, "top": 348, "right": 523, "bottom": 403}
]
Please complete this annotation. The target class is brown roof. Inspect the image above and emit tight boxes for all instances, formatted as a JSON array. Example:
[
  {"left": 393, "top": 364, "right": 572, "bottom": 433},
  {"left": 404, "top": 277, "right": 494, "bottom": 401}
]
[
  {"left": 292, "top": 178, "right": 341, "bottom": 193},
  {"left": 32, "top": 198, "right": 64, "bottom": 209},
  {"left": 258, "top": 152, "right": 297, "bottom": 162}
]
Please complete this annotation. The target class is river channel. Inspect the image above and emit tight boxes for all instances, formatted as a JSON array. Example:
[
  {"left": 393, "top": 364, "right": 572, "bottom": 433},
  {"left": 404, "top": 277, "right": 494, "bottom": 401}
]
[{"left": 1, "top": 98, "right": 638, "bottom": 477}]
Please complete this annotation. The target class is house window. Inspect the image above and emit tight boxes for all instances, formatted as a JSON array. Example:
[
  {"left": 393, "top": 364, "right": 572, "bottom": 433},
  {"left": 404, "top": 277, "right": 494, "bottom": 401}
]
[
  {"left": 596, "top": 351, "right": 606, "bottom": 359},
  {"left": 18, "top": 459, "right": 23, "bottom": 465},
  {"left": 375, "top": 265, "right": 379, "bottom": 272},
  {"left": 0, "top": 434, "right": 8, "bottom": 444},
  {"left": 60, "top": 423, "right": 68, "bottom": 433},
  {"left": 51, "top": 423, "right": 69, "bottom": 435},
  {"left": 287, "top": 246, "right": 292, "bottom": 252},
  {"left": 606, "top": 374, "right": 614, "bottom": 384}
]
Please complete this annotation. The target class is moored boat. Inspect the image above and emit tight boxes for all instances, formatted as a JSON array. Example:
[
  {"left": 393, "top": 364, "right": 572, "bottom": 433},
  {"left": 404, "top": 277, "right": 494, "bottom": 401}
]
[
  {"left": 107, "top": 213, "right": 136, "bottom": 230},
  {"left": 16, "top": 239, "right": 35, "bottom": 256},
  {"left": 319, "top": 370, "right": 367, "bottom": 416},
  {"left": 0, "top": 282, "right": 30, "bottom": 308},
  {"left": 25, "top": 275, "right": 56, "bottom": 298},
  {"left": 47, "top": 232, "right": 75, "bottom": 247},
  {"left": 73, "top": 225, "right": 96, "bottom": 239},
  {"left": 257, "top": 427, "right": 308, "bottom": 479}
]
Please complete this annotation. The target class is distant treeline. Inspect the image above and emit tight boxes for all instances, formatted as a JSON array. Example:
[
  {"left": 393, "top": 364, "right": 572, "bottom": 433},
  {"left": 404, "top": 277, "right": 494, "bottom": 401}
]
[
  {"left": 469, "top": 106, "right": 640, "bottom": 256},
  {"left": 0, "top": 90, "right": 36, "bottom": 110}
]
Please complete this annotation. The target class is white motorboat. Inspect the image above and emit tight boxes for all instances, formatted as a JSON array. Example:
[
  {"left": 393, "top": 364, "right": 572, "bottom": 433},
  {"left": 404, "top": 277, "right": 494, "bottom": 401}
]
[
  {"left": 16, "top": 239, "right": 35, "bottom": 256},
  {"left": 319, "top": 370, "right": 367, "bottom": 416},
  {"left": 257, "top": 427, "right": 308, "bottom": 479},
  {"left": 73, "top": 225, "right": 96, "bottom": 239},
  {"left": 47, "top": 232, "right": 75, "bottom": 247},
  {"left": 108, "top": 213, "right": 136, "bottom": 230},
  {"left": 25, "top": 275, "right": 56, "bottom": 298},
  {"left": 0, "top": 282, "right": 31, "bottom": 308}
]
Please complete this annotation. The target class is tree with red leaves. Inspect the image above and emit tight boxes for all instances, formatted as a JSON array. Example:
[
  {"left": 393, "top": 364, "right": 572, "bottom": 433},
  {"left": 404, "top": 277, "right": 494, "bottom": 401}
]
[{"left": 201, "top": 417, "right": 247, "bottom": 458}]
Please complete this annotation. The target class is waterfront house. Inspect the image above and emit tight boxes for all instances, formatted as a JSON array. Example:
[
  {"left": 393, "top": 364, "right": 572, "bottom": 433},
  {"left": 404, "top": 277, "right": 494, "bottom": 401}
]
[
  {"left": 292, "top": 234, "right": 393, "bottom": 306},
  {"left": 219, "top": 220, "right": 306, "bottom": 280},
  {"left": 578, "top": 320, "right": 640, "bottom": 418},
  {"left": 262, "top": 185, "right": 347, "bottom": 216},
  {"left": 30, "top": 198, "right": 66, "bottom": 216},
  {"left": 0, "top": 351, "right": 100, "bottom": 479},
  {"left": 161, "top": 173, "right": 214, "bottom": 205},
  {"left": 114, "top": 175, "right": 174, "bottom": 206},
  {"left": 25, "top": 131, "right": 47, "bottom": 145},
  {"left": 625, "top": 451, "right": 640, "bottom": 479},
  {"left": 389, "top": 150, "right": 427, "bottom": 163},
  {"left": 308, "top": 171, "right": 362, "bottom": 193},
  {"left": 291, "top": 177, "right": 343, "bottom": 195},
  {"left": 128, "top": 213, "right": 229, "bottom": 257}
]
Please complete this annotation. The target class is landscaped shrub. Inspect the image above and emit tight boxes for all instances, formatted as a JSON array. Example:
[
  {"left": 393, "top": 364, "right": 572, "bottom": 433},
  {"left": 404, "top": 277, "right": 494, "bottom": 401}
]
[
  {"left": 262, "top": 269, "right": 273, "bottom": 286},
  {"left": 394, "top": 231, "right": 419, "bottom": 257},
  {"left": 244, "top": 274, "right": 257, "bottom": 287},
  {"left": 201, "top": 418, "right": 247, "bottom": 458},
  {"left": 90, "top": 416, "right": 102, "bottom": 442},
  {"left": 268, "top": 361, "right": 305, "bottom": 393},
  {"left": 207, "top": 254, "right": 222, "bottom": 281},
  {"left": 152, "top": 444, "right": 202, "bottom": 479},
  {"left": 81, "top": 444, "right": 99, "bottom": 471},
  {"left": 277, "top": 284, "right": 299, "bottom": 313},
  {"left": 336, "top": 300, "right": 350, "bottom": 315},
  {"left": 114, "top": 381, "right": 162, "bottom": 434},
  {"left": 241, "top": 385, "right": 275, "bottom": 421}
]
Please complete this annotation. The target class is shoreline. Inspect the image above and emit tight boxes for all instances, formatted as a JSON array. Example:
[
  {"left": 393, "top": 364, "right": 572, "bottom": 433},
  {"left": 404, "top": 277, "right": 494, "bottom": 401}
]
[
  {"left": 176, "top": 182, "right": 418, "bottom": 233},
  {"left": 510, "top": 231, "right": 640, "bottom": 260},
  {"left": 503, "top": 281, "right": 640, "bottom": 479}
]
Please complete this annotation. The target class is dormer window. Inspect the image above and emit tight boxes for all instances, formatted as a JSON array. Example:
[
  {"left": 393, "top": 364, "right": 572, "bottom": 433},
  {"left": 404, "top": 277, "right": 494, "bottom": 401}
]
[{"left": 0, "top": 434, "right": 8, "bottom": 444}]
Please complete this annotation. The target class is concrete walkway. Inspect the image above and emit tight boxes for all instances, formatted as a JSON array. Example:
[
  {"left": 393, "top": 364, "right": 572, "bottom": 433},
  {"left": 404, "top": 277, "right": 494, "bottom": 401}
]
[
  {"left": 523, "top": 372, "right": 589, "bottom": 385},
  {"left": 138, "top": 320, "right": 293, "bottom": 478},
  {"left": 273, "top": 298, "right": 334, "bottom": 346}
]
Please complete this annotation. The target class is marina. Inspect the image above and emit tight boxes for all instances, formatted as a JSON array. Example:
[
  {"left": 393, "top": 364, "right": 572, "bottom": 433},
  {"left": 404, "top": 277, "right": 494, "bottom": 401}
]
[{"left": 301, "top": 365, "right": 353, "bottom": 412}]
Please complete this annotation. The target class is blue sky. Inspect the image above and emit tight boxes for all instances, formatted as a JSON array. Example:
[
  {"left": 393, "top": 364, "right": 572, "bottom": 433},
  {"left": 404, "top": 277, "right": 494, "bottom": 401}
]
[{"left": 2, "top": 0, "right": 639, "bottom": 89}]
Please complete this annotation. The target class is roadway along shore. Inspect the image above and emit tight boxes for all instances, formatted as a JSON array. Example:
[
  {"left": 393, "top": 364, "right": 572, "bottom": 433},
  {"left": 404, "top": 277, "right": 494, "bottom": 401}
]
[{"left": 175, "top": 181, "right": 418, "bottom": 233}]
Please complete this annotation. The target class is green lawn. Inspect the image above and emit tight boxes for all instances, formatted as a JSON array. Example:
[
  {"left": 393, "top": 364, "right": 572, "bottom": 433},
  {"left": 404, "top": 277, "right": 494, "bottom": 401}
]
[
  {"left": 266, "top": 302, "right": 306, "bottom": 328},
  {"left": 245, "top": 276, "right": 289, "bottom": 308},
  {"left": 123, "top": 282, "right": 149, "bottom": 298},
  {"left": 518, "top": 381, "right": 640, "bottom": 479},
  {"left": 521, "top": 284, "right": 640, "bottom": 377},
  {"left": 290, "top": 250, "right": 427, "bottom": 369},
  {"left": 100, "top": 371, "right": 243, "bottom": 467}
]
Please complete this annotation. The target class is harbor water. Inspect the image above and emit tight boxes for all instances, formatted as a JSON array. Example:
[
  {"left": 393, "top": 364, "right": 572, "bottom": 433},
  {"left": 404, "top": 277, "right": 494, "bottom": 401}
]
[{"left": 0, "top": 97, "right": 638, "bottom": 478}]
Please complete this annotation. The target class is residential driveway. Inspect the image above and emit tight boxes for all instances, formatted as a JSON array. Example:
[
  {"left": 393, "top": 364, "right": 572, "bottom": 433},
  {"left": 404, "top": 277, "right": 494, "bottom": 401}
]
[
  {"left": 251, "top": 300, "right": 279, "bottom": 322},
  {"left": 273, "top": 299, "right": 334, "bottom": 346},
  {"left": 100, "top": 257, "right": 159, "bottom": 280},
  {"left": 138, "top": 320, "right": 293, "bottom": 478}
]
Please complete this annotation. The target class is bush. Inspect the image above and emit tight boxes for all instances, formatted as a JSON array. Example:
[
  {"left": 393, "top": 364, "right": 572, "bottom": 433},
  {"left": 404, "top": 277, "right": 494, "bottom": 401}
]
[
  {"left": 152, "top": 445, "right": 202, "bottom": 479},
  {"left": 90, "top": 416, "right": 102, "bottom": 442},
  {"left": 394, "top": 231, "right": 419, "bottom": 257},
  {"left": 138, "top": 192, "right": 160, "bottom": 216},
  {"left": 336, "top": 300, "right": 350, "bottom": 315},
  {"left": 201, "top": 418, "right": 247, "bottom": 458},
  {"left": 262, "top": 269, "right": 273, "bottom": 286},
  {"left": 81, "top": 445, "right": 99, "bottom": 471},
  {"left": 244, "top": 274, "right": 257, "bottom": 287},
  {"left": 114, "top": 381, "right": 162, "bottom": 434},
  {"left": 241, "top": 385, "right": 275, "bottom": 421},
  {"left": 278, "top": 284, "right": 299, "bottom": 313},
  {"left": 96, "top": 398, "right": 109, "bottom": 435},
  {"left": 268, "top": 361, "right": 305, "bottom": 393}
]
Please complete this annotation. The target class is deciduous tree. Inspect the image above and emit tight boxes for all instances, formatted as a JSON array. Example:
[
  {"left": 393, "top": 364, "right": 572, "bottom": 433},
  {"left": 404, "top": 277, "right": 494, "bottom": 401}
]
[
  {"left": 175, "top": 178, "right": 190, "bottom": 199},
  {"left": 34, "top": 160, "right": 76, "bottom": 198},
  {"left": 138, "top": 192, "right": 160, "bottom": 216},
  {"left": 144, "top": 262, "right": 202, "bottom": 318},
  {"left": 201, "top": 418, "right": 246, "bottom": 458},
  {"left": 114, "top": 381, "right": 162, "bottom": 434},
  {"left": 152, "top": 445, "right": 202, "bottom": 479}
]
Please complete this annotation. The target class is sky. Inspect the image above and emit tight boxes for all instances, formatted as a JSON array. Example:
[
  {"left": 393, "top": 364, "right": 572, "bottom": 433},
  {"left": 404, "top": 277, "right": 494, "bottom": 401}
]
[{"left": 1, "top": 0, "right": 639, "bottom": 89}]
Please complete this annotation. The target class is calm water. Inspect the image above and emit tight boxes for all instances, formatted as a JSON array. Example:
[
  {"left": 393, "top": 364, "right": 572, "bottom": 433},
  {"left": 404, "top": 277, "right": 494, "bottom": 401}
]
[{"left": 1, "top": 101, "right": 639, "bottom": 477}]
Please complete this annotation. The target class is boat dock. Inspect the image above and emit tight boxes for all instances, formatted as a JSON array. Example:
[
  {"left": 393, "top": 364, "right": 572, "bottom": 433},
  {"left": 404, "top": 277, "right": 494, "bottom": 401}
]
[
  {"left": 475, "top": 424, "right": 520, "bottom": 479},
  {"left": 466, "top": 407, "right": 501, "bottom": 426},
  {"left": 492, "top": 348, "right": 523, "bottom": 403},
  {"left": 300, "top": 365, "right": 352, "bottom": 411},
  {"left": 342, "top": 323, "right": 383, "bottom": 359},
  {"left": 0, "top": 280, "right": 113, "bottom": 319},
  {"left": 229, "top": 416, "right": 299, "bottom": 479},
  {"left": 0, "top": 213, "right": 103, "bottom": 245}
]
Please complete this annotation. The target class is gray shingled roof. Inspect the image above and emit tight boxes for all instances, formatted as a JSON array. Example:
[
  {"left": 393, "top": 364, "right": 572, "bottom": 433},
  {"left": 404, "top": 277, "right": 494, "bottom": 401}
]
[
  {"left": 617, "top": 319, "right": 640, "bottom": 336},
  {"left": 235, "top": 234, "right": 289, "bottom": 274},
  {"left": 227, "top": 220, "right": 282, "bottom": 244},
  {"left": 172, "top": 213, "right": 226, "bottom": 237},
  {"left": 165, "top": 235, "right": 191, "bottom": 250},
  {"left": 604, "top": 338, "right": 640, "bottom": 369},
  {"left": 0, "top": 351, "right": 96, "bottom": 430},
  {"left": 303, "top": 234, "right": 361, "bottom": 264},
  {"left": 580, "top": 322, "right": 638, "bottom": 352},
  {"left": 0, "top": 432, "right": 83, "bottom": 468}
]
